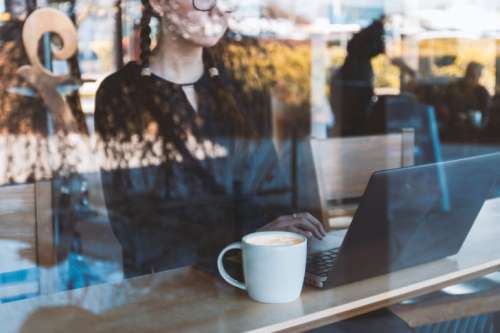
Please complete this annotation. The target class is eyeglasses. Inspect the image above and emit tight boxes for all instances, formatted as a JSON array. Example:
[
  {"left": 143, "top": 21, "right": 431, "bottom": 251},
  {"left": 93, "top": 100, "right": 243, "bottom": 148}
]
[{"left": 192, "top": 0, "right": 238, "bottom": 13}]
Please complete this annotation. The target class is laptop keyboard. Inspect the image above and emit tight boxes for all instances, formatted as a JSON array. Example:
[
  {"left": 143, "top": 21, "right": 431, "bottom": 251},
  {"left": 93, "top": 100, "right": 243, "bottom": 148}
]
[{"left": 306, "top": 247, "right": 340, "bottom": 278}]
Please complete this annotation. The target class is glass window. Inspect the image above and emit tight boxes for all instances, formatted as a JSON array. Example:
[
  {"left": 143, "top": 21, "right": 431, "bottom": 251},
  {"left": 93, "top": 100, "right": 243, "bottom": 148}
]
[{"left": 1, "top": 1, "right": 500, "bottom": 332}]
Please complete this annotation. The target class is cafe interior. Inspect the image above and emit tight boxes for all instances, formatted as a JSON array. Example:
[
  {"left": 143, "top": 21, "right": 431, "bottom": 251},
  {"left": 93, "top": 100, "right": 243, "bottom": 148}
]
[{"left": 2, "top": 0, "right": 500, "bottom": 332}]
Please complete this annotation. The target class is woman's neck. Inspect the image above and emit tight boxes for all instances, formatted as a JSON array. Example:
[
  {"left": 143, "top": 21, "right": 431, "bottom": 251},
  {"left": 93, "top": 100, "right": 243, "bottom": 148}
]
[{"left": 149, "top": 29, "right": 204, "bottom": 85}]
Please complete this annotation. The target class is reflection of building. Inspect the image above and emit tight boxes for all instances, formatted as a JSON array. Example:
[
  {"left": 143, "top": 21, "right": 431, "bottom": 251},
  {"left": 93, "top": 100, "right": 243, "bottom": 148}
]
[
  {"left": 232, "top": 0, "right": 261, "bottom": 19},
  {"left": 329, "top": 0, "right": 384, "bottom": 25}
]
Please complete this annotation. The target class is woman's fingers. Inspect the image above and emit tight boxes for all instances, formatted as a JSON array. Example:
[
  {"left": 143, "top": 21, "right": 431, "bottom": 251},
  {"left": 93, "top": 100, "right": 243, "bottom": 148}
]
[
  {"left": 293, "top": 219, "right": 324, "bottom": 240},
  {"left": 299, "top": 213, "right": 327, "bottom": 237},
  {"left": 259, "top": 212, "right": 327, "bottom": 240},
  {"left": 293, "top": 213, "right": 326, "bottom": 238}
]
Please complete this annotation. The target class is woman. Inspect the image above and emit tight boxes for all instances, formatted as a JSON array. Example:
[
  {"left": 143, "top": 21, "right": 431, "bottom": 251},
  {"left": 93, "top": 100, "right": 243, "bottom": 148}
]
[{"left": 95, "top": 0, "right": 325, "bottom": 278}]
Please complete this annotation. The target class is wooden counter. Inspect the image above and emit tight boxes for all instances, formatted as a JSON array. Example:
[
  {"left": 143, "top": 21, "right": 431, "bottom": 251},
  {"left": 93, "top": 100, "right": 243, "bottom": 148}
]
[
  {"left": 390, "top": 278, "right": 500, "bottom": 328},
  {"left": 2, "top": 198, "right": 500, "bottom": 333}
]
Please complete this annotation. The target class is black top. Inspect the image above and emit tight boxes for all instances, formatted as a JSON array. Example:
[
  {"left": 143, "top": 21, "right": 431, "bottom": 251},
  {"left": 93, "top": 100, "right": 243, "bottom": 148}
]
[
  {"left": 95, "top": 62, "right": 291, "bottom": 277},
  {"left": 444, "top": 79, "right": 491, "bottom": 127}
]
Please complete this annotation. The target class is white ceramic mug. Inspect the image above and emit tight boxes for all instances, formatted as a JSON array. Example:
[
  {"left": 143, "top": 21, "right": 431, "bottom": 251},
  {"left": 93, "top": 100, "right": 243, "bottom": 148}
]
[{"left": 217, "top": 231, "right": 307, "bottom": 303}]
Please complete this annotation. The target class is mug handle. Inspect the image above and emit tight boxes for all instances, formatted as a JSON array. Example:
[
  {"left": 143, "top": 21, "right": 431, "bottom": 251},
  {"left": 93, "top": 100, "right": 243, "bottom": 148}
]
[{"left": 217, "top": 242, "right": 246, "bottom": 290}]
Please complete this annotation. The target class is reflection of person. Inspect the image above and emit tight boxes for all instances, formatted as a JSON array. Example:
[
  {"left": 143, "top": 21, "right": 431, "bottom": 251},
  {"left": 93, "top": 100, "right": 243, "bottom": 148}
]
[
  {"left": 443, "top": 62, "right": 491, "bottom": 132},
  {"left": 95, "top": 0, "right": 325, "bottom": 277},
  {"left": 329, "top": 18, "right": 385, "bottom": 137}
]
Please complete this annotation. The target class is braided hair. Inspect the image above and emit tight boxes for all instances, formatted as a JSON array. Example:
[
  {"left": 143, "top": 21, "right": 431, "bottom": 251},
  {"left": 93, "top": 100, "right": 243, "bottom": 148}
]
[{"left": 140, "top": 0, "right": 153, "bottom": 76}]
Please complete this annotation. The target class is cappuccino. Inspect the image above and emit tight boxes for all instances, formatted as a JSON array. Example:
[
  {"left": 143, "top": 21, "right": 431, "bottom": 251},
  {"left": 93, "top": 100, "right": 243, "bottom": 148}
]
[
  {"left": 246, "top": 235, "right": 303, "bottom": 246},
  {"left": 218, "top": 231, "right": 307, "bottom": 303}
]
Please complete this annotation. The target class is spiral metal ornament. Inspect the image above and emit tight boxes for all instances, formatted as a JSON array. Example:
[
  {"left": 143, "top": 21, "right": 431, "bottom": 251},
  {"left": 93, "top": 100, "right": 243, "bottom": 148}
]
[{"left": 17, "top": 8, "right": 80, "bottom": 134}]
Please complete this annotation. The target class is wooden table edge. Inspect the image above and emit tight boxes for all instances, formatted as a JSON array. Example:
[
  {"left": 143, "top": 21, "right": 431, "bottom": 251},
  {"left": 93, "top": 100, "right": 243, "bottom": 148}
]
[{"left": 248, "top": 258, "right": 500, "bottom": 333}]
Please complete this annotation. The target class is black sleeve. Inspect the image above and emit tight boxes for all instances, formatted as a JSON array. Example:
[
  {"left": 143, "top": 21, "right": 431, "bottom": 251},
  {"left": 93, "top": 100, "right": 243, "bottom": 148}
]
[
  {"left": 94, "top": 74, "right": 155, "bottom": 277},
  {"left": 94, "top": 72, "right": 223, "bottom": 276}
]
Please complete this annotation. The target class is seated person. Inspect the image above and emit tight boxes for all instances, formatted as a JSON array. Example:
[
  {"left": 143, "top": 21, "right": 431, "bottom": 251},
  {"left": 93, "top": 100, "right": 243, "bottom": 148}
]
[
  {"left": 95, "top": 0, "right": 325, "bottom": 278},
  {"left": 442, "top": 61, "right": 491, "bottom": 135}
]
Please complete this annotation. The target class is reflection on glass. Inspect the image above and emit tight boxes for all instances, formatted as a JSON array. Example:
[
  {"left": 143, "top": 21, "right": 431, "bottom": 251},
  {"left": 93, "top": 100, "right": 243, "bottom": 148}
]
[
  {"left": 1, "top": 1, "right": 500, "bottom": 333},
  {"left": 94, "top": 0, "right": 327, "bottom": 279}
]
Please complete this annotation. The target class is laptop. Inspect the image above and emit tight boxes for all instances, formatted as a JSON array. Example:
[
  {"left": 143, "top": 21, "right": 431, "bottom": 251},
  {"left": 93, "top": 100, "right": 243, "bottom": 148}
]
[{"left": 306, "top": 153, "right": 500, "bottom": 289}]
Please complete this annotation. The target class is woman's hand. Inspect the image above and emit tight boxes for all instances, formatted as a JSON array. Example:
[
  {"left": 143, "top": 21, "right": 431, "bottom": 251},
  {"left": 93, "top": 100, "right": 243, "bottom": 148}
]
[{"left": 259, "top": 213, "right": 327, "bottom": 240}]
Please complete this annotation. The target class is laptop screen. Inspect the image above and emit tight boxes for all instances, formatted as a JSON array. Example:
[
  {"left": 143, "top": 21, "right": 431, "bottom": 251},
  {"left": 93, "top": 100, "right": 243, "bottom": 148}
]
[{"left": 327, "top": 153, "right": 500, "bottom": 287}]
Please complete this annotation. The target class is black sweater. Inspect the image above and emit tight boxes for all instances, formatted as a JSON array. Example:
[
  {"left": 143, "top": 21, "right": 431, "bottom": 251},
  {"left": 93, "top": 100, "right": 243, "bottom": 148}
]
[{"left": 95, "top": 62, "right": 291, "bottom": 277}]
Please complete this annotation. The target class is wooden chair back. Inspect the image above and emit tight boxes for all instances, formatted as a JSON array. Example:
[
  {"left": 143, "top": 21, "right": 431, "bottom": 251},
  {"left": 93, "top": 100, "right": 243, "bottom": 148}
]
[
  {"left": 0, "top": 184, "right": 37, "bottom": 273},
  {"left": 310, "top": 130, "right": 415, "bottom": 228},
  {"left": 0, "top": 183, "right": 39, "bottom": 300},
  {"left": 0, "top": 182, "right": 56, "bottom": 300}
]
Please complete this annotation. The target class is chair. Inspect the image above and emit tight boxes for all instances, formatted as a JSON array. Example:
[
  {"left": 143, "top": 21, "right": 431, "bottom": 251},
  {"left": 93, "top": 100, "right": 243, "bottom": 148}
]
[
  {"left": 0, "top": 181, "right": 64, "bottom": 303},
  {"left": 0, "top": 182, "right": 57, "bottom": 302},
  {"left": 0, "top": 184, "right": 37, "bottom": 272},
  {"left": 302, "top": 130, "right": 415, "bottom": 230}
]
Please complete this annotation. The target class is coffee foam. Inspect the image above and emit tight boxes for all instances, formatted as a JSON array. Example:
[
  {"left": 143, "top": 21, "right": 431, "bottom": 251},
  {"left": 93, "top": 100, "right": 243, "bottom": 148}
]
[{"left": 246, "top": 235, "right": 303, "bottom": 246}]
